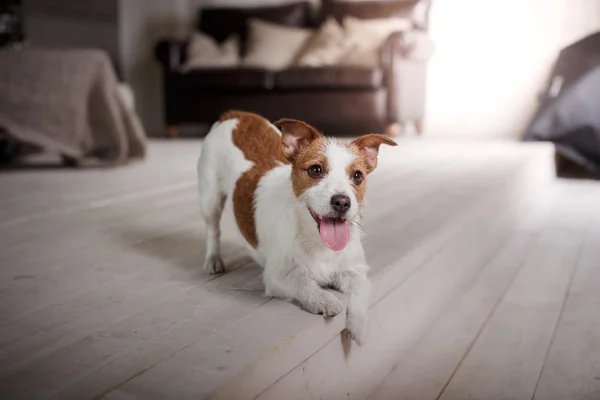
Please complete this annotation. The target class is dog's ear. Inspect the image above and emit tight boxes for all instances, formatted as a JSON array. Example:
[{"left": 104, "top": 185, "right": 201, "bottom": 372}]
[
  {"left": 351, "top": 134, "right": 397, "bottom": 173},
  {"left": 274, "top": 118, "right": 323, "bottom": 160}
]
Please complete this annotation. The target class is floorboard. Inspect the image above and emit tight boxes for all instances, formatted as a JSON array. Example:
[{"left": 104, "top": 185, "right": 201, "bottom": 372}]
[
  {"left": 532, "top": 231, "right": 600, "bottom": 400},
  {"left": 3, "top": 140, "right": 598, "bottom": 400},
  {"left": 257, "top": 216, "right": 516, "bottom": 400},
  {"left": 369, "top": 233, "right": 536, "bottom": 400},
  {"left": 438, "top": 231, "right": 583, "bottom": 400}
]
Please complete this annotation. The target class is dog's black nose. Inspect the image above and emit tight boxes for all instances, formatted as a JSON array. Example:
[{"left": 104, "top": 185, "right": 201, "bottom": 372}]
[{"left": 330, "top": 194, "right": 351, "bottom": 215}]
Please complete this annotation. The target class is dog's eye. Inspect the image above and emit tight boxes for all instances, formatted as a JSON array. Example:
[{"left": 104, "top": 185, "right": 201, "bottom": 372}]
[
  {"left": 353, "top": 170, "right": 363, "bottom": 184},
  {"left": 307, "top": 164, "right": 323, "bottom": 179}
]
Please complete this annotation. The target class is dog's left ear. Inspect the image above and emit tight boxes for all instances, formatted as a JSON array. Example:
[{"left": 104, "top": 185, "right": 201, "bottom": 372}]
[
  {"left": 351, "top": 134, "right": 397, "bottom": 173},
  {"left": 274, "top": 118, "right": 323, "bottom": 160}
]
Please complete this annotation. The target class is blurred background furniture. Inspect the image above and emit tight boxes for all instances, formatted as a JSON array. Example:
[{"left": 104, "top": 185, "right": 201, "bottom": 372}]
[
  {"left": 156, "top": 0, "right": 434, "bottom": 137},
  {"left": 0, "top": 48, "right": 146, "bottom": 167},
  {"left": 525, "top": 31, "right": 600, "bottom": 177},
  {"left": 0, "top": 0, "right": 24, "bottom": 49}
]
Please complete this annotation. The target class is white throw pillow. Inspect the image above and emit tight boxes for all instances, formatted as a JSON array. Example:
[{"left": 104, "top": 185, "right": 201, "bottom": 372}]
[
  {"left": 295, "top": 17, "right": 349, "bottom": 67},
  {"left": 339, "top": 16, "right": 412, "bottom": 68},
  {"left": 242, "top": 18, "right": 313, "bottom": 71},
  {"left": 182, "top": 32, "right": 240, "bottom": 71}
]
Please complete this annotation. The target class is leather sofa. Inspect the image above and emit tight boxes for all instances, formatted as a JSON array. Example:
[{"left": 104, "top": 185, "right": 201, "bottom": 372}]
[{"left": 155, "top": 0, "right": 433, "bottom": 137}]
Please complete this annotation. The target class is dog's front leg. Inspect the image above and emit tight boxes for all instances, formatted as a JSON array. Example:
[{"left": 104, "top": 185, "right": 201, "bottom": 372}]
[
  {"left": 264, "top": 264, "right": 344, "bottom": 318},
  {"left": 334, "top": 270, "right": 371, "bottom": 346}
]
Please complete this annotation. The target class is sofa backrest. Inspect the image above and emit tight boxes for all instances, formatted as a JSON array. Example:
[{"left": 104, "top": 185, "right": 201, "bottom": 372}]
[
  {"left": 195, "top": 0, "right": 431, "bottom": 55},
  {"left": 198, "top": 1, "right": 312, "bottom": 48},
  {"left": 321, "top": 0, "right": 431, "bottom": 30}
]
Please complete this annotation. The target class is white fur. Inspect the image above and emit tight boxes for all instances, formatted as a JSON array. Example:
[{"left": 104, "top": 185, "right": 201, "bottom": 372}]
[
  {"left": 197, "top": 119, "right": 371, "bottom": 345},
  {"left": 196, "top": 119, "right": 255, "bottom": 273}
]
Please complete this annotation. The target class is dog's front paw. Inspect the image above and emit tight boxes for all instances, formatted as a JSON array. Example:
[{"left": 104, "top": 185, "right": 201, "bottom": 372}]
[
  {"left": 203, "top": 255, "right": 225, "bottom": 274},
  {"left": 346, "top": 308, "right": 369, "bottom": 346},
  {"left": 307, "top": 292, "right": 344, "bottom": 318}
]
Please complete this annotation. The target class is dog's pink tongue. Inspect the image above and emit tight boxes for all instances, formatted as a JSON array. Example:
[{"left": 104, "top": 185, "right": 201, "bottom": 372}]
[{"left": 319, "top": 217, "right": 350, "bottom": 251}]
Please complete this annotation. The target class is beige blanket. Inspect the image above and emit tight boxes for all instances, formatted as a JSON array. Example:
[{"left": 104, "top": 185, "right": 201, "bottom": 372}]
[{"left": 0, "top": 48, "right": 146, "bottom": 166}]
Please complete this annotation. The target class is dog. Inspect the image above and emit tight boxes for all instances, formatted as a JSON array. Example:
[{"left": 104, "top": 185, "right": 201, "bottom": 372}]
[{"left": 197, "top": 111, "right": 396, "bottom": 345}]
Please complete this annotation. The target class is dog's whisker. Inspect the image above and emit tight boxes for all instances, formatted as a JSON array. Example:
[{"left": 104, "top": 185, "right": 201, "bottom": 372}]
[{"left": 348, "top": 220, "right": 365, "bottom": 231}]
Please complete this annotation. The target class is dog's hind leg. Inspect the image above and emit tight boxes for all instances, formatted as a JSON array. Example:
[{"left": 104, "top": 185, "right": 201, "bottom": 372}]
[{"left": 197, "top": 156, "right": 227, "bottom": 274}]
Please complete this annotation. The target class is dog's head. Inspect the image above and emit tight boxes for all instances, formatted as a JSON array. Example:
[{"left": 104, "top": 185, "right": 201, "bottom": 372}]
[{"left": 274, "top": 119, "right": 397, "bottom": 252}]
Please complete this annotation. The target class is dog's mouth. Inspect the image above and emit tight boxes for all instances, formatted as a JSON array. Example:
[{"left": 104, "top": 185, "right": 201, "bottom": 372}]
[{"left": 309, "top": 209, "right": 350, "bottom": 252}]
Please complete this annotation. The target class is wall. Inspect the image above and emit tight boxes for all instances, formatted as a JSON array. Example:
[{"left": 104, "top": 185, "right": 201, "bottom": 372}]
[
  {"left": 23, "top": 0, "right": 121, "bottom": 76},
  {"left": 425, "top": 0, "right": 600, "bottom": 138},
  {"left": 118, "top": 0, "right": 188, "bottom": 137}
]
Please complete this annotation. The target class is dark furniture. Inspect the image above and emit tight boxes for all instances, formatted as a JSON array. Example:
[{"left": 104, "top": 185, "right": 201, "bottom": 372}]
[
  {"left": 0, "top": 0, "right": 24, "bottom": 48},
  {"left": 155, "top": 0, "right": 432, "bottom": 137}
]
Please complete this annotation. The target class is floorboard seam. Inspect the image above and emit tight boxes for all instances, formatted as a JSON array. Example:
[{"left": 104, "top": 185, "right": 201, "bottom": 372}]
[
  {"left": 82, "top": 296, "right": 275, "bottom": 400},
  {"left": 530, "top": 234, "right": 586, "bottom": 400},
  {"left": 434, "top": 233, "right": 539, "bottom": 400}
]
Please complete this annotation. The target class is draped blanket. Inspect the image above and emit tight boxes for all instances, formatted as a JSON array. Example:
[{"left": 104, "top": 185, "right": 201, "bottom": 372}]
[{"left": 0, "top": 49, "right": 146, "bottom": 166}]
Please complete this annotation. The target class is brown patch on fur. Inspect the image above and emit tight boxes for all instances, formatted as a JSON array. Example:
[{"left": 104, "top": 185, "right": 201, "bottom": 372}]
[
  {"left": 290, "top": 138, "right": 328, "bottom": 197},
  {"left": 345, "top": 145, "right": 369, "bottom": 205},
  {"left": 226, "top": 111, "right": 289, "bottom": 248},
  {"left": 347, "top": 135, "right": 396, "bottom": 211},
  {"left": 274, "top": 118, "right": 323, "bottom": 161}
]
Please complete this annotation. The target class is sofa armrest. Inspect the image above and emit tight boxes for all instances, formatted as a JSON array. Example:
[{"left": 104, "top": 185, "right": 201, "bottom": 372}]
[
  {"left": 381, "top": 31, "right": 412, "bottom": 66},
  {"left": 381, "top": 30, "right": 434, "bottom": 125},
  {"left": 155, "top": 39, "right": 188, "bottom": 72},
  {"left": 381, "top": 30, "right": 434, "bottom": 69}
]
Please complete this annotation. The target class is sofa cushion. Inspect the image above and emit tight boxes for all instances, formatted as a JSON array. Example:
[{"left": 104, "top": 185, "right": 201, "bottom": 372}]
[
  {"left": 173, "top": 68, "right": 274, "bottom": 90},
  {"left": 338, "top": 16, "right": 411, "bottom": 68},
  {"left": 275, "top": 67, "right": 383, "bottom": 89},
  {"left": 295, "top": 17, "right": 348, "bottom": 67},
  {"left": 182, "top": 32, "right": 240, "bottom": 71},
  {"left": 242, "top": 19, "right": 313, "bottom": 71},
  {"left": 199, "top": 2, "right": 311, "bottom": 48}
]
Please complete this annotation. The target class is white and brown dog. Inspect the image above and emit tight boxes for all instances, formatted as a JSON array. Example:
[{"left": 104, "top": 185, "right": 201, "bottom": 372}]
[{"left": 197, "top": 111, "right": 396, "bottom": 345}]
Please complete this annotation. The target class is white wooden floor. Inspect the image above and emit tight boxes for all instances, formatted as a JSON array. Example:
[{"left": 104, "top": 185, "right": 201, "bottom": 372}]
[{"left": 0, "top": 140, "right": 599, "bottom": 400}]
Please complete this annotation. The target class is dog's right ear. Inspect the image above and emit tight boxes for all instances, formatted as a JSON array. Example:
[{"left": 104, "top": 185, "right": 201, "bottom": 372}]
[
  {"left": 351, "top": 134, "right": 397, "bottom": 174},
  {"left": 274, "top": 118, "right": 323, "bottom": 160}
]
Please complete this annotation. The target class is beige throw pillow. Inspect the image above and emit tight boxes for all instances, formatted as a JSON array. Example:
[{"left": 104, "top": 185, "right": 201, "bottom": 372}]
[
  {"left": 295, "top": 17, "right": 348, "bottom": 67},
  {"left": 339, "top": 16, "right": 412, "bottom": 68},
  {"left": 242, "top": 18, "right": 312, "bottom": 71},
  {"left": 182, "top": 32, "right": 240, "bottom": 71}
]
